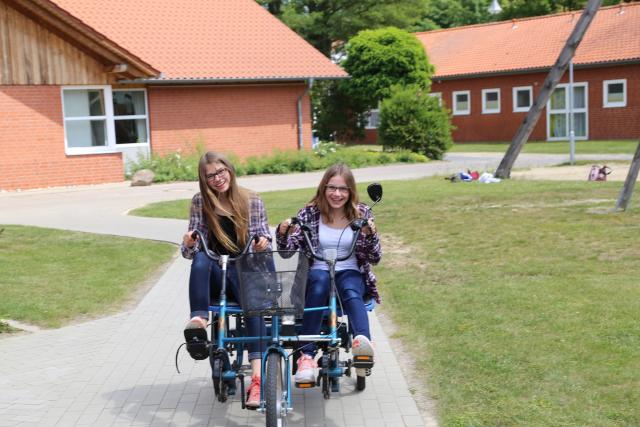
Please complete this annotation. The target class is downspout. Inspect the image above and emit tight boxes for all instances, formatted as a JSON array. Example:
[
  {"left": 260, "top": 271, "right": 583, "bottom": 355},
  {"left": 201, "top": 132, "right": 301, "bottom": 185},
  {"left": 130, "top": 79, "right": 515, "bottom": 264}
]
[{"left": 297, "top": 78, "right": 314, "bottom": 149}]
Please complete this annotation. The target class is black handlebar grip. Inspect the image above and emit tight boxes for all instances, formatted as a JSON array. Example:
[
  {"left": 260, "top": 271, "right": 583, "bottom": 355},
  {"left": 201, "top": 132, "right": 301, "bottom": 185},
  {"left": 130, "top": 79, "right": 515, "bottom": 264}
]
[
  {"left": 191, "top": 230, "right": 198, "bottom": 240},
  {"left": 290, "top": 217, "right": 300, "bottom": 225},
  {"left": 253, "top": 235, "right": 260, "bottom": 244}
]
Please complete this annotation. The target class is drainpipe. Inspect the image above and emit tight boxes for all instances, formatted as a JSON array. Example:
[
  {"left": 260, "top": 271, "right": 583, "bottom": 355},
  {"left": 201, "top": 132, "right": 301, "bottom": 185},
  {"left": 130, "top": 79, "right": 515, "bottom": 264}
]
[{"left": 297, "top": 78, "right": 314, "bottom": 150}]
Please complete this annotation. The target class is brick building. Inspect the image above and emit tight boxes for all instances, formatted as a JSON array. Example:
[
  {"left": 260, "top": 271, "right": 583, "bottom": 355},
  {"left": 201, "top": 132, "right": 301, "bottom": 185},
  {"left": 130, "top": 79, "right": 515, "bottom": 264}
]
[
  {"left": 365, "top": 3, "right": 639, "bottom": 144},
  {"left": 0, "top": 0, "right": 346, "bottom": 190}
]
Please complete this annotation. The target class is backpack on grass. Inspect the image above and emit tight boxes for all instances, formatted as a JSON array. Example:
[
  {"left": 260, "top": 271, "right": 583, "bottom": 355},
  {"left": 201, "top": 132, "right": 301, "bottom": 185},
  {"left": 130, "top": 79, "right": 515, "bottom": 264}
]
[{"left": 588, "top": 165, "right": 612, "bottom": 182}]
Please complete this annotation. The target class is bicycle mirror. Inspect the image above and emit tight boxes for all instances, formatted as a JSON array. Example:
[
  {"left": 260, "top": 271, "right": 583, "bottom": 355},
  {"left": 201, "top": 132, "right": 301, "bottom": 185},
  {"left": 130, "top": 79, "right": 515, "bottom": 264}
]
[{"left": 367, "top": 183, "right": 383, "bottom": 203}]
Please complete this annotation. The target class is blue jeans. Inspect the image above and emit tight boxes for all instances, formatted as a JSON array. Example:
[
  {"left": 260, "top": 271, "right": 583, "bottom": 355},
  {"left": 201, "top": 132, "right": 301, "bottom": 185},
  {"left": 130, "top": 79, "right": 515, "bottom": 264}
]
[
  {"left": 301, "top": 269, "right": 370, "bottom": 357},
  {"left": 188, "top": 251, "right": 266, "bottom": 361}
]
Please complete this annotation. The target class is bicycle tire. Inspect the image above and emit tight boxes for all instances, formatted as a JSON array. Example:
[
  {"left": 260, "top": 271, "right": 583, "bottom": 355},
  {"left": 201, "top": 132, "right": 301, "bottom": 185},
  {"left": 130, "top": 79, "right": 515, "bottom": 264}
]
[{"left": 266, "top": 352, "right": 286, "bottom": 427}]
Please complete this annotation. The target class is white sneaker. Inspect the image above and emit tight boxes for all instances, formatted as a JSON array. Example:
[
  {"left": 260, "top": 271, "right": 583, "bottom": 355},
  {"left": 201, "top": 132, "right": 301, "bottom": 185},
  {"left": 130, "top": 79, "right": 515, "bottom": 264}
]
[
  {"left": 352, "top": 335, "right": 374, "bottom": 357},
  {"left": 294, "top": 354, "right": 317, "bottom": 384}
]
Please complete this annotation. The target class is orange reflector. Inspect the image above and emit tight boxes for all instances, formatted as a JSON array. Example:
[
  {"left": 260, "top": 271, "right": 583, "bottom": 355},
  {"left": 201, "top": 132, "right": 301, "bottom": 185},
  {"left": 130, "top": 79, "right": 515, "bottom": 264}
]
[
  {"left": 355, "top": 356, "right": 371, "bottom": 360},
  {"left": 297, "top": 383, "right": 313, "bottom": 388}
]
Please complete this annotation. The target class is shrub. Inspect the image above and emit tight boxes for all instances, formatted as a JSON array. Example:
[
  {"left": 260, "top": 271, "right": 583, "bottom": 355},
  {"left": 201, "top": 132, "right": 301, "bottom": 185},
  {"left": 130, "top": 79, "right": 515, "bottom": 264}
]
[
  {"left": 379, "top": 85, "right": 453, "bottom": 160},
  {"left": 127, "top": 141, "right": 428, "bottom": 183}
]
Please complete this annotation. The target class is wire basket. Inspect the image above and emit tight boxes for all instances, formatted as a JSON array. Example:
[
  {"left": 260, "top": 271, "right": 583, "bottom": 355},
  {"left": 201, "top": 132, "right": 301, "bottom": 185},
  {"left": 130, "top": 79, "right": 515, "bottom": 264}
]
[{"left": 236, "top": 250, "right": 309, "bottom": 317}]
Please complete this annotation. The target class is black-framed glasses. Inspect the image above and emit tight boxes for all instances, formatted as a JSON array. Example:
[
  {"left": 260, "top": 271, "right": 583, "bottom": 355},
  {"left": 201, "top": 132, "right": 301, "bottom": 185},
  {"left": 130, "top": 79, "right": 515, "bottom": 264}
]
[
  {"left": 325, "top": 185, "right": 350, "bottom": 194},
  {"left": 206, "top": 167, "right": 229, "bottom": 181}
]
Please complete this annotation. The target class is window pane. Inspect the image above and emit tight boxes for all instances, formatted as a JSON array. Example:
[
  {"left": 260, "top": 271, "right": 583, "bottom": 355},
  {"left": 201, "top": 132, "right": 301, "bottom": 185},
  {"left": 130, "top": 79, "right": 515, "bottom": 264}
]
[
  {"left": 573, "top": 86, "right": 586, "bottom": 109},
  {"left": 516, "top": 90, "right": 530, "bottom": 108},
  {"left": 573, "top": 113, "right": 586, "bottom": 137},
  {"left": 550, "top": 113, "right": 567, "bottom": 138},
  {"left": 366, "top": 109, "right": 380, "bottom": 128},
  {"left": 607, "top": 83, "right": 624, "bottom": 103},
  {"left": 66, "top": 119, "right": 107, "bottom": 147},
  {"left": 456, "top": 94, "right": 468, "bottom": 111},
  {"left": 115, "top": 119, "right": 148, "bottom": 144},
  {"left": 485, "top": 92, "right": 499, "bottom": 110},
  {"left": 550, "top": 88, "right": 566, "bottom": 110},
  {"left": 63, "top": 90, "right": 105, "bottom": 117},
  {"left": 113, "top": 91, "right": 146, "bottom": 116}
]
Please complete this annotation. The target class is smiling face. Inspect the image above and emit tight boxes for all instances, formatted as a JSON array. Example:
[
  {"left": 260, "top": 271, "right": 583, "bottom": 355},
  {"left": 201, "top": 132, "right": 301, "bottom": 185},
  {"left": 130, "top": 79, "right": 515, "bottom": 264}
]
[
  {"left": 205, "top": 161, "right": 231, "bottom": 194},
  {"left": 324, "top": 174, "right": 350, "bottom": 211}
]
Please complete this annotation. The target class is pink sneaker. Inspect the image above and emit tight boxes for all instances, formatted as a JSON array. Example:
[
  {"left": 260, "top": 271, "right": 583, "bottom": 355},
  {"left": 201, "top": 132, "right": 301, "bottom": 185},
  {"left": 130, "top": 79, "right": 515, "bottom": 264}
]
[
  {"left": 246, "top": 375, "right": 261, "bottom": 409},
  {"left": 294, "top": 354, "right": 317, "bottom": 384}
]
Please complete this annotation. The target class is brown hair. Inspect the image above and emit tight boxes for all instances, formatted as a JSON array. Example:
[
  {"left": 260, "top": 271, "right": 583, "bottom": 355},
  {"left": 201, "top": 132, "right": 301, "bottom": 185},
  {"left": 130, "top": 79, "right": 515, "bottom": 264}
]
[
  {"left": 197, "top": 151, "right": 249, "bottom": 253},
  {"left": 309, "top": 163, "right": 360, "bottom": 223}
]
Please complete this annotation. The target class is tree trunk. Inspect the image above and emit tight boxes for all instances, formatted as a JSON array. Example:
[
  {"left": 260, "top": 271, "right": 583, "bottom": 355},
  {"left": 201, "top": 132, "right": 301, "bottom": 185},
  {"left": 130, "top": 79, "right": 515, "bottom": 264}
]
[
  {"left": 614, "top": 141, "right": 640, "bottom": 211},
  {"left": 494, "top": 0, "right": 603, "bottom": 179}
]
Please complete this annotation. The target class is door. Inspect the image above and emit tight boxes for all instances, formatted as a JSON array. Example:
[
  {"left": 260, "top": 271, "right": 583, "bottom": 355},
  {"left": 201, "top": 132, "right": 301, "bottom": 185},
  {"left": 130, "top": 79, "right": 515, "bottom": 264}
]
[{"left": 546, "top": 83, "right": 588, "bottom": 141}]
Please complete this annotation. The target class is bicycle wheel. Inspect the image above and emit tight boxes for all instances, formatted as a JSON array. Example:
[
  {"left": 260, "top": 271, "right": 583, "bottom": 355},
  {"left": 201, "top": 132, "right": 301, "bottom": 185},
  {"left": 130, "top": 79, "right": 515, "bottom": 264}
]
[{"left": 266, "top": 352, "right": 287, "bottom": 427}]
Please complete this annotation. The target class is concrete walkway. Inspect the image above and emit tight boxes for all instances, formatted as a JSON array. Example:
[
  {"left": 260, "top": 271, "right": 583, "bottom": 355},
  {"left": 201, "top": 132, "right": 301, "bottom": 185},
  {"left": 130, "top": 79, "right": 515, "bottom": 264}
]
[{"left": 0, "top": 153, "right": 632, "bottom": 427}]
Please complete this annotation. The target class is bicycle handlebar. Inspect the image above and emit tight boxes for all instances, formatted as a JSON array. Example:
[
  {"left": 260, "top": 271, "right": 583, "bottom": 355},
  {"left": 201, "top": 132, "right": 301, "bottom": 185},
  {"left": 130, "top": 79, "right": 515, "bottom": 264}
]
[
  {"left": 290, "top": 216, "right": 367, "bottom": 262},
  {"left": 190, "top": 229, "right": 258, "bottom": 262}
]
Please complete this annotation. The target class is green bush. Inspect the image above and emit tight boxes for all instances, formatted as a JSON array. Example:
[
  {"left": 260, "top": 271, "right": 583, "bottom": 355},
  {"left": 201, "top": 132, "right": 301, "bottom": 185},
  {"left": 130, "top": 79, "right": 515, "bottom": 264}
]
[
  {"left": 127, "top": 141, "right": 427, "bottom": 183},
  {"left": 379, "top": 85, "right": 453, "bottom": 160}
]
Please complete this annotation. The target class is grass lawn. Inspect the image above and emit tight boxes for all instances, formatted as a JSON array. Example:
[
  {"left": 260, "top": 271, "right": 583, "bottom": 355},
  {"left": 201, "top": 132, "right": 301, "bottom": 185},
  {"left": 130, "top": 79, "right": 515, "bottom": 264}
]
[
  {"left": 130, "top": 180, "right": 640, "bottom": 426},
  {"left": 450, "top": 140, "right": 638, "bottom": 155},
  {"left": 0, "top": 225, "right": 176, "bottom": 328}
]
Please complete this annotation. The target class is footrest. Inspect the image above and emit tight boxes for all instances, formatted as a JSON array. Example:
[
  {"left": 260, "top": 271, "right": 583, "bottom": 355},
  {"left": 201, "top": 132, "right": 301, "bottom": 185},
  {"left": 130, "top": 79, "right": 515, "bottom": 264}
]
[
  {"left": 184, "top": 328, "right": 210, "bottom": 360},
  {"left": 295, "top": 381, "right": 316, "bottom": 389},
  {"left": 352, "top": 355, "right": 374, "bottom": 369}
]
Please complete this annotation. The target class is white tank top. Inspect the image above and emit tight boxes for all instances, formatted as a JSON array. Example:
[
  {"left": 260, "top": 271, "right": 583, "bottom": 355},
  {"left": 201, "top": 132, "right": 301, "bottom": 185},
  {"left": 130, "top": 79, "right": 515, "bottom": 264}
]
[{"left": 311, "top": 216, "right": 359, "bottom": 272}]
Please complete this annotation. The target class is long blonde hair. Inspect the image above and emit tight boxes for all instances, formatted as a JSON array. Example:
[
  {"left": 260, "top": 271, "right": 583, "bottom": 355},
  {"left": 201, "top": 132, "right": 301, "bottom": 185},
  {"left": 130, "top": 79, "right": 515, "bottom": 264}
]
[
  {"left": 197, "top": 151, "right": 249, "bottom": 253},
  {"left": 310, "top": 163, "right": 360, "bottom": 223}
]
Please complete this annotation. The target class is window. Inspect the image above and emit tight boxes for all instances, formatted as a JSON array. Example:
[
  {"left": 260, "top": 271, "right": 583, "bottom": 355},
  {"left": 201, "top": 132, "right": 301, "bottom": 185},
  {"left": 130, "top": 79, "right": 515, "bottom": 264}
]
[
  {"left": 452, "top": 91, "right": 470, "bottom": 115},
  {"left": 513, "top": 86, "right": 533, "bottom": 112},
  {"left": 546, "top": 82, "right": 588, "bottom": 141},
  {"left": 62, "top": 86, "right": 149, "bottom": 155},
  {"left": 482, "top": 88, "right": 500, "bottom": 114},
  {"left": 365, "top": 108, "right": 380, "bottom": 129},
  {"left": 603, "top": 79, "right": 626, "bottom": 108},
  {"left": 429, "top": 92, "right": 442, "bottom": 107}
]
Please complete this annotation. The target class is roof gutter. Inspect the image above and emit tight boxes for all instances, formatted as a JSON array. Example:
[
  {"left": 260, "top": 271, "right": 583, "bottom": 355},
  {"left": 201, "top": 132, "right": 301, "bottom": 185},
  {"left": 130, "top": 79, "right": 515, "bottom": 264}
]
[
  {"left": 297, "top": 78, "right": 314, "bottom": 150},
  {"left": 432, "top": 58, "right": 640, "bottom": 81},
  {"left": 118, "top": 76, "right": 347, "bottom": 85}
]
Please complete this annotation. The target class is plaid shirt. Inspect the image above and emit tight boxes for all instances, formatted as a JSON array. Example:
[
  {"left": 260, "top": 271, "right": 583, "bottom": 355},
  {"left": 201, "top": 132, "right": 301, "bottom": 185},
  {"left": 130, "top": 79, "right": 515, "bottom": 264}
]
[
  {"left": 276, "top": 203, "right": 383, "bottom": 303},
  {"left": 181, "top": 192, "right": 271, "bottom": 259}
]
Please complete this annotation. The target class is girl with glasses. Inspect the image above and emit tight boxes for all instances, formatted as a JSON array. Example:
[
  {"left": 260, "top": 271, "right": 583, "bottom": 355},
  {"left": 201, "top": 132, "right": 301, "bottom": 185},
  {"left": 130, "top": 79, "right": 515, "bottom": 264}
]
[
  {"left": 276, "top": 163, "right": 382, "bottom": 385},
  {"left": 180, "top": 151, "right": 271, "bottom": 408}
]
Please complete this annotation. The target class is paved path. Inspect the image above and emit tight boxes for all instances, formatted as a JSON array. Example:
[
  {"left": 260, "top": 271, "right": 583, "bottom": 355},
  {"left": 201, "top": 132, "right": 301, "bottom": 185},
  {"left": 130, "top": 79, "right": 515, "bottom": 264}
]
[{"left": 0, "top": 153, "right": 632, "bottom": 427}]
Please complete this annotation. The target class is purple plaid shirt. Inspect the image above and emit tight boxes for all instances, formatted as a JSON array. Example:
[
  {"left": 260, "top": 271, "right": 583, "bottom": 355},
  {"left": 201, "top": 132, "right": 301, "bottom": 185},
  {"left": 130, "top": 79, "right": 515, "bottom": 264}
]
[
  {"left": 181, "top": 192, "right": 271, "bottom": 259},
  {"left": 276, "top": 203, "right": 382, "bottom": 303}
]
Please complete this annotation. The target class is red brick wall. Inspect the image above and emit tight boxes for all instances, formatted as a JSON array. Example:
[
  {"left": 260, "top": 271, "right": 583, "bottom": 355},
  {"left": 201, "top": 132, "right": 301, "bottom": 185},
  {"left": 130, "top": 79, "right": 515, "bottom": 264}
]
[
  {"left": 431, "top": 63, "right": 640, "bottom": 143},
  {"left": 148, "top": 84, "right": 312, "bottom": 158},
  {"left": 0, "top": 86, "right": 123, "bottom": 191}
]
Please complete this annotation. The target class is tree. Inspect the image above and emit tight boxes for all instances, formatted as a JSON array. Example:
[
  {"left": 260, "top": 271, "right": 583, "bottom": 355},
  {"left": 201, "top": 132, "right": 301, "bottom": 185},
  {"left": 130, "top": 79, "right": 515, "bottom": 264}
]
[
  {"left": 378, "top": 85, "right": 453, "bottom": 160},
  {"left": 257, "top": 0, "right": 427, "bottom": 56}
]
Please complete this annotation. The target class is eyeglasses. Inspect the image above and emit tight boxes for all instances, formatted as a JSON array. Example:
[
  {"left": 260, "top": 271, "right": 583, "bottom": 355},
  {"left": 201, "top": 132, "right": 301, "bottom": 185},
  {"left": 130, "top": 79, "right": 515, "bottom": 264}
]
[
  {"left": 325, "top": 185, "right": 350, "bottom": 194},
  {"left": 205, "top": 167, "right": 229, "bottom": 181}
]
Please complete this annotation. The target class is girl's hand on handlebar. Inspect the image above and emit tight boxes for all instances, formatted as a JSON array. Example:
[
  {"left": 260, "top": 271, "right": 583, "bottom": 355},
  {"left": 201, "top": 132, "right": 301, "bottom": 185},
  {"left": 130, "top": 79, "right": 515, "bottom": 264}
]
[
  {"left": 277, "top": 219, "right": 298, "bottom": 236},
  {"left": 361, "top": 219, "right": 376, "bottom": 236},
  {"left": 183, "top": 230, "right": 198, "bottom": 248},
  {"left": 252, "top": 236, "right": 270, "bottom": 252}
]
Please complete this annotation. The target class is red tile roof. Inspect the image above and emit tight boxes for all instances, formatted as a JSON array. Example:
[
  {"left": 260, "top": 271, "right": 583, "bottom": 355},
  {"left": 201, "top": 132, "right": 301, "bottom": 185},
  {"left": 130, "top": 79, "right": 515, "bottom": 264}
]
[
  {"left": 416, "top": 3, "right": 640, "bottom": 79},
  {"left": 48, "top": 0, "right": 347, "bottom": 81}
]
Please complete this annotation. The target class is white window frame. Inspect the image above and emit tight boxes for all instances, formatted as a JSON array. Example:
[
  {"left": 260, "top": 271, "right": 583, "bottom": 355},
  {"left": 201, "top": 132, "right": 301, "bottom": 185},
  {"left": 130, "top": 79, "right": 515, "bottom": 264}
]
[
  {"left": 513, "top": 86, "right": 533, "bottom": 112},
  {"left": 61, "top": 86, "right": 150, "bottom": 156},
  {"left": 546, "top": 82, "right": 589, "bottom": 141},
  {"left": 481, "top": 88, "right": 501, "bottom": 114},
  {"left": 364, "top": 108, "right": 380, "bottom": 130},
  {"left": 603, "top": 79, "right": 627, "bottom": 108},
  {"left": 429, "top": 92, "right": 442, "bottom": 107},
  {"left": 452, "top": 90, "right": 470, "bottom": 116}
]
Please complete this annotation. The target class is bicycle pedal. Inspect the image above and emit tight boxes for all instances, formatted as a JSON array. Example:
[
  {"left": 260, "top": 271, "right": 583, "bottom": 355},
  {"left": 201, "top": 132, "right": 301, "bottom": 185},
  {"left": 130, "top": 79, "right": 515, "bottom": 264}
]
[
  {"left": 352, "top": 355, "right": 374, "bottom": 369},
  {"left": 183, "top": 328, "right": 210, "bottom": 360},
  {"left": 295, "top": 381, "right": 316, "bottom": 389}
]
